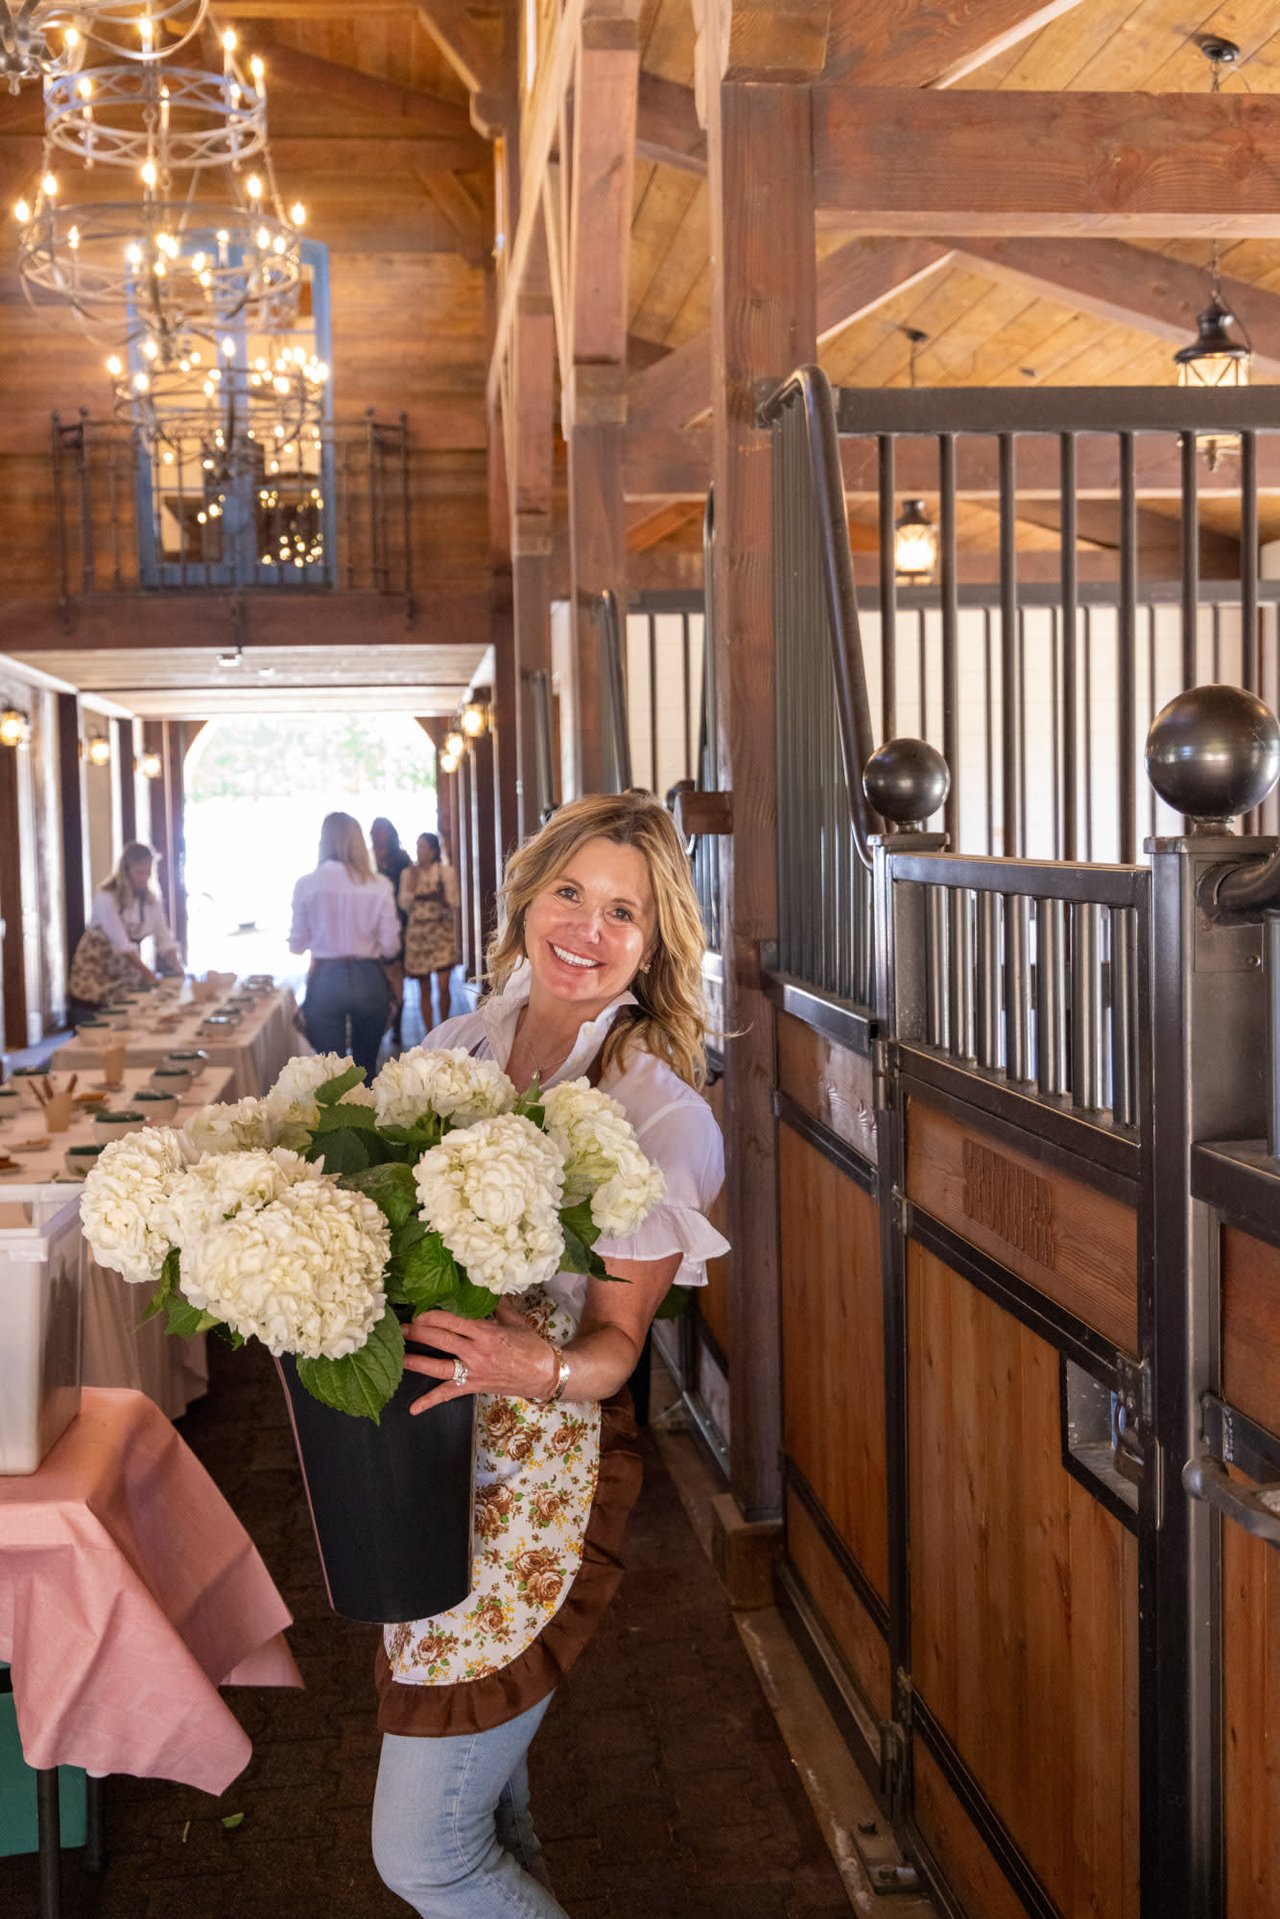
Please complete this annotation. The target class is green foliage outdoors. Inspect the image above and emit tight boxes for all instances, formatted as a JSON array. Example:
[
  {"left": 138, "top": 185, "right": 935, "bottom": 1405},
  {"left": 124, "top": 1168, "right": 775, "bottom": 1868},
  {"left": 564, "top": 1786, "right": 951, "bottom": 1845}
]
[{"left": 188, "top": 715, "right": 436, "bottom": 804}]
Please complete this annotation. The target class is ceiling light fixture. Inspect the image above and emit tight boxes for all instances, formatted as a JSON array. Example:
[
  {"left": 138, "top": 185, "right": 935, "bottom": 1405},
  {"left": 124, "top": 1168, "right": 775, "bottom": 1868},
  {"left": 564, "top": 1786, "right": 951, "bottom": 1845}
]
[
  {"left": 0, "top": 707, "right": 28, "bottom": 747},
  {"left": 0, "top": 1, "right": 209, "bottom": 93},
  {"left": 1173, "top": 39, "right": 1250, "bottom": 470},
  {"left": 138, "top": 747, "right": 163, "bottom": 778},
  {"left": 893, "top": 328, "right": 938, "bottom": 583}
]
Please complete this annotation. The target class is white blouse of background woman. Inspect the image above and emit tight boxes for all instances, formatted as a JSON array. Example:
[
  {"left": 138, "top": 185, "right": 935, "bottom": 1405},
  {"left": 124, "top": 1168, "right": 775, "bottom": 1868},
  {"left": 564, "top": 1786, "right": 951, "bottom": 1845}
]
[
  {"left": 90, "top": 887, "right": 179, "bottom": 959},
  {"left": 289, "top": 861, "right": 400, "bottom": 961},
  {"left": 422, "top": 959, "right": 729, "bottom": 1328}
]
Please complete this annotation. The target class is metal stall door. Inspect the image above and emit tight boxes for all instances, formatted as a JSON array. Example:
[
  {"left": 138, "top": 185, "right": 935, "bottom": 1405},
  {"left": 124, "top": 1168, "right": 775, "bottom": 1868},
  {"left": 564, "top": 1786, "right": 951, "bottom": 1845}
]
[{"left": 884, "top": 851, "right": 1149, "bottom": 1919}]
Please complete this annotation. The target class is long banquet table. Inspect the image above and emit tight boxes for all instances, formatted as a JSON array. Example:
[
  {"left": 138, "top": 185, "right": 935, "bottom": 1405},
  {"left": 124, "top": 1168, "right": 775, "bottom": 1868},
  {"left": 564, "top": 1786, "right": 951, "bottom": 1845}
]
[
  {"left": 0, "top": 1064, "right": 236, "bottom": 1418},
  {"left": 51, "top": 984, "right": 305, "bottom": 1099}
]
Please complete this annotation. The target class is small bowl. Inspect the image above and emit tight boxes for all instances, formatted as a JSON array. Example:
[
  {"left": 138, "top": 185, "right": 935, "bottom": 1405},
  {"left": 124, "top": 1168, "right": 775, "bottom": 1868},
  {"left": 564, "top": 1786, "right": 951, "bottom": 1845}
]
[
  {"left": 65, "top": 1144, "right": 104, "bottom": 1178},
  {"left": 199, "top": 1015, "right": 237, "bottom": 1031},
  {"left": 132, "top": 1089, "right": 179, "bottom": 1124},
  {"left": 74, "top": 1019, "right": 112, "bottom": 1036},
  {"left": 92, "top": 1109, "right": 145, "bottom": 1142},
  {"left": 149, "top": 1065, "right": 192, "bottom": 1093},
  {"left": 167, "top": 1049, "right": 208, "bottom": 1074}
]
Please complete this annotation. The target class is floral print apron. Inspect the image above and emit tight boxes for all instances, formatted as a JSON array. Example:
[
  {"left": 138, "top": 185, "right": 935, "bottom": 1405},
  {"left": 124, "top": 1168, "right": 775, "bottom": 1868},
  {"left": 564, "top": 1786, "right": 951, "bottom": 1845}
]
[{"left": 383, "top": 1286, "right": 602, "bottom": 1686}]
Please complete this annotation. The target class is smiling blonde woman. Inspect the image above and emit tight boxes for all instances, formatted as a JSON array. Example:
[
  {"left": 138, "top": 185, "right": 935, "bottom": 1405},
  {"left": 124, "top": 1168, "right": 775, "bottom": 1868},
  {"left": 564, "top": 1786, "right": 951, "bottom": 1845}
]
[{"left": 370, "top": 791, "right": 728, "bottom": 1919}]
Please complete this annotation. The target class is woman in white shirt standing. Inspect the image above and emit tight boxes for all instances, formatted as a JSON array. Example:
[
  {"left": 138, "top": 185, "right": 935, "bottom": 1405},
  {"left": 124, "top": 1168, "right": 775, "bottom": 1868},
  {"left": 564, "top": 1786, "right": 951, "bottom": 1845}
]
[{"left": 290, "top": 812, "right": 401, "bottom": 1078}]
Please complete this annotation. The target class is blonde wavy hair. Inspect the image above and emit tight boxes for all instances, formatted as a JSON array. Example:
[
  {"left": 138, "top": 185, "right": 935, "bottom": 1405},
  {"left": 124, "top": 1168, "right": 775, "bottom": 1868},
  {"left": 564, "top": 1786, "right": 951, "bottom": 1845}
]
[
  {"left": 317, "top": 812, "right": 375, "bottom": 884},
  {"left": 487, "top": 791, "right": 711, "bottom": 1088},
  {"left": 101, "top": 840, "right": 160, "bottom": 911}
]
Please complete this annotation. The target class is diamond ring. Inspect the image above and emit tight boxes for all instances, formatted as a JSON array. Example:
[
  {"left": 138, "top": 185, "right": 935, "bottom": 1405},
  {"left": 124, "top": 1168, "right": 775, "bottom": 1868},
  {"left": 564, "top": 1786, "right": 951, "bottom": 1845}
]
[{"left": 451, "top": 1356, "right": 469, "bottom": 1388}]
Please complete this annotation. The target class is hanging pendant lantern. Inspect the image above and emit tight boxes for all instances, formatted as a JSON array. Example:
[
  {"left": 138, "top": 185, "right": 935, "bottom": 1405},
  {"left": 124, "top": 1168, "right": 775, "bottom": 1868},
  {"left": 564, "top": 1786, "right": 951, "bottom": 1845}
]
[{"left": 893, "top": 498, "right": 938, "bottom": 583}]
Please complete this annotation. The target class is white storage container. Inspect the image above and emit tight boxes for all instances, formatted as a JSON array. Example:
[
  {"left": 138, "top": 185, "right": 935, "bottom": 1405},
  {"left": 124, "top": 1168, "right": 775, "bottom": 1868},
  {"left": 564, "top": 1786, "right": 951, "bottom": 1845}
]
[{"left": 0, "top": 1196, "right": 83, "bottom": 1474}]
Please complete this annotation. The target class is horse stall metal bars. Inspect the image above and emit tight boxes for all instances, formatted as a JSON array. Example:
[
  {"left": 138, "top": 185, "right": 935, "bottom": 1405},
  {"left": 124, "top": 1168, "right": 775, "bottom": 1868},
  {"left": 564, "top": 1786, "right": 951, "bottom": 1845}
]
[{"left": 755, "top": 371, "right": 1280, "bottom": 1919}]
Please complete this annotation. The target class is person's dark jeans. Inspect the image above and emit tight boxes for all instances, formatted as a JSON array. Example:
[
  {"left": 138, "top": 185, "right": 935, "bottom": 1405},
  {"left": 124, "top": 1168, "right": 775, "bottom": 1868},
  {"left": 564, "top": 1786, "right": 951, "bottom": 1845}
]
[{"left": 303, "top": 958, "right": 390, "bottom": 1079}]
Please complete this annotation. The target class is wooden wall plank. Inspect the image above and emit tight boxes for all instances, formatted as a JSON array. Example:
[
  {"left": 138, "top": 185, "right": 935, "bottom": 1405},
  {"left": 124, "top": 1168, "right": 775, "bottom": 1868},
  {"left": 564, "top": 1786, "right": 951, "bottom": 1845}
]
[
  {"left": 1223, "top": 1483, "right": 1280, "bottom": 1919},
  {"left": 779, "top": 1125, "right": 888, "bottom": 1596},
  {"left": 913, "top": 1743, "right": 1030, "bottom": 1919},
  {"left": 905, "top": 1097, "right": 1139, "bottom": 1352}
]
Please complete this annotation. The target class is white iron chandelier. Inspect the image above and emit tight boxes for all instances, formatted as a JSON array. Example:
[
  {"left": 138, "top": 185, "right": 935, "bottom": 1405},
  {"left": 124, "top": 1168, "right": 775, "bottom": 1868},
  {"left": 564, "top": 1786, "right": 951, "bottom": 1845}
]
[{"left": 0, "top": 0, "right": 207, "bottom": 91}]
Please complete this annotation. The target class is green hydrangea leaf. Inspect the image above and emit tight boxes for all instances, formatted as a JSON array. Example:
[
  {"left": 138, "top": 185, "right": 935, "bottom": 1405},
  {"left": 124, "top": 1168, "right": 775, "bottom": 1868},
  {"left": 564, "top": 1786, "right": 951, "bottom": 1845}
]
[
  {"left": 139, "top": 1247, "right": 179, "bottom": 1324},
  {"left": 390, "top": 1216, "right": 428, "bottom": 1258},
  {"left": 307, "top": 1127, "right": 372, "bottom": 1176},
  {"left": 295, "top": 1306, "right": 404, "bottom": 1422},
  {"left": 444, "top": 1275, "right": 500, "bottom": 1320},
  {"left": 395, "top": 1232, "right": 462, "bottom": 1315},
  {"left": 378, "top": 1118, "right": 443, "bottom": 1152},
  {"left": 347, "top": 1160, "right": 418, "bottom": 1229},
  {"left": 314, "top": 1065, "right": 366, "bottom": 1106},
  {"left": 313, "top": 1099, "right": 378, "bottom": 1133},
  {"left": 165, "top": 1293, "right": 222, "bottom": 1338}
]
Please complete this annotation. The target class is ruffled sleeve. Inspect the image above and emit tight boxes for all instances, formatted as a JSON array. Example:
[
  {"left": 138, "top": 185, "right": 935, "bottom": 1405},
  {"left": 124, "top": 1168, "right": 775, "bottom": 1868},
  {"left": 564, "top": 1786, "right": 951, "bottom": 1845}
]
[{"left": 593, "top": 1093, "right": 729, "bottom": 1287}]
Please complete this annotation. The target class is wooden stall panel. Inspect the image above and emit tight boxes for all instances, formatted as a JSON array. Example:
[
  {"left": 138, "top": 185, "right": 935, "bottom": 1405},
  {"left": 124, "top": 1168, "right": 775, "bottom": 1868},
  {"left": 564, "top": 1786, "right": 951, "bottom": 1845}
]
[
  {"left": 913, "top": 1745, "right": 1029, "bottom": 1919},
  {"left": 777, "top": 1010, "right": 877, "bottom": 1164},
  {"left": 786, "top": 1490, "right": 892, "bottom": 1724},
  {"left": 1223, "top": 1486, "right": 1280, "bottom": 1919},
  {"left": 780, "top": 1125, "right": 888, "bottom": 1601},
  {"left": 908, "top": 1242, "right": 1140, "bottom": 1919},
  {"left": 906, "top": 1097, "right": 1138, "bottom": 1353},
  {"left": 1222, "top": 1226, "right": 1280, "bottom": 1434}
]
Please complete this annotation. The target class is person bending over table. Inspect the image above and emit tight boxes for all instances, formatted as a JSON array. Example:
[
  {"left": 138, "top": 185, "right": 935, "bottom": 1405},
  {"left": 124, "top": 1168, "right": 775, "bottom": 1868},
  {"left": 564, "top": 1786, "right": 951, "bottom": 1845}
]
[
  {"left": 68, "top": 839, "right": 182, "bottom": 1019},
  {"left": 371, "top": 790, "right": 728, "bottom": 1918},
  {"left": 290, "top": 811, "right": 401, "bottom": 1079}
]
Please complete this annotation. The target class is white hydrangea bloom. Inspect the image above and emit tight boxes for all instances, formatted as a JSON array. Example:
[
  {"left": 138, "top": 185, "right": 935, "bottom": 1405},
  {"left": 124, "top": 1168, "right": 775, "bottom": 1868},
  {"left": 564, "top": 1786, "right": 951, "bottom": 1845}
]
[
  {"left": 413, "top": 1112, "right": 565, "bottom": 1296},
  {"left": 264, "top": 1052, "right": 370, "bottom": 1128},
  {"left": 182, "top": 1095, "right": 279, "bottom": 1157},
  {"left": 178, "top": 1181, "right": 390, "bottom": 1360},
  {"left": 155, "top": 1147, "right": 320, "bottom": 1254},
  {"left": 79, "top": 1127, "right": 190, "bottom": 1286},
  {"left": 540, "top": 1078, "right": 666, "bottom": 1236},
  {"left": 374, "top": 1047, "right": 516, "bottom": 1131}
]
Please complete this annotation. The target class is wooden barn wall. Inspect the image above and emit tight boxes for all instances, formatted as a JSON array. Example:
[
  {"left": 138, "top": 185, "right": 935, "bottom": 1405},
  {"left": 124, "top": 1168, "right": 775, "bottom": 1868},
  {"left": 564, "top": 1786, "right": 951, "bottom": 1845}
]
[{"left": 0, "top": 248, "right": 491, "bottom": 623}]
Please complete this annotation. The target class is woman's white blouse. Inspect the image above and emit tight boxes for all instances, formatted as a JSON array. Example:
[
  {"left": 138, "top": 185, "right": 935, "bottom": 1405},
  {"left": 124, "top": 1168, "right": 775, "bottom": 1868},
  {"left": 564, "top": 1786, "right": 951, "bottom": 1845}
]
[
  {"left": 90, "top": 888, "right": 178, "bottom": 957},
  {"left": 289, "top": 862, "right": 400, "bottom": 960},
  {"left": 423, "top": 963, "right": 729, "bottom": 1326}
]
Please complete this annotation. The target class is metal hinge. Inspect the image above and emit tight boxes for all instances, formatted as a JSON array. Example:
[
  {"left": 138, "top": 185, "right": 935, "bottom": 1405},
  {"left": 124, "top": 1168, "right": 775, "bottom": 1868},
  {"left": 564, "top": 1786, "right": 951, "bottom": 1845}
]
[
  {"left": 872, "top": 1035, "right": 899, "bottom": 1108},
  {"left": 858, "top": 1695, "right": 921, "bottom": 1897}
]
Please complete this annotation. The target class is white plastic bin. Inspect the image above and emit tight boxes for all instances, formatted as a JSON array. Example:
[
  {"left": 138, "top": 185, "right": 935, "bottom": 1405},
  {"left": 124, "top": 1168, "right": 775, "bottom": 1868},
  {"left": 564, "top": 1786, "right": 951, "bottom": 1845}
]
[{"left": 0, "top": 1197, "right": 83, "bottom": 1474}]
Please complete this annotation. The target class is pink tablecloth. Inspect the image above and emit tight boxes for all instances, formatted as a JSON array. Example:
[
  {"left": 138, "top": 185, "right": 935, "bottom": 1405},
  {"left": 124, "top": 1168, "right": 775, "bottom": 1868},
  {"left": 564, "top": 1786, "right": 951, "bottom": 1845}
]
[{"left": 0, "top": 1388, "right": 301, "bottom": 1794}]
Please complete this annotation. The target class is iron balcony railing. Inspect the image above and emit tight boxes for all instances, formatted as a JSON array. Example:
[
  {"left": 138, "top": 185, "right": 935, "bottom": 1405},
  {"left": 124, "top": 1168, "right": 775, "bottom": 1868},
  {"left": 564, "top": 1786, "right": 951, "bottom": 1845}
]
[{"left": 52, "top": 409, "right": 412, "bottom": 607}]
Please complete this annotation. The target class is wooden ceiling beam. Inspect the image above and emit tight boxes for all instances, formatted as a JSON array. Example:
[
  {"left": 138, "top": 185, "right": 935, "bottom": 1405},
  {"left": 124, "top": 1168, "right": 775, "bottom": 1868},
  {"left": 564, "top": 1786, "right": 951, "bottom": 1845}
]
[
  {"left": 625, "top": 501, "right": 700, "bottom": 552},
  {"left": 416, "top": 169, "right": 490, "bottom": 265},
  {"left": 824, "top": 0, "right": 1087, "bottom": 88},
  {"left": 628, "top": 237, "right": 951, "bottom": 429},
  {"left": 951, "top": 238, "right": 1280, "bottom": 379},
  {"left": 568, "top": 13, "right": 640, "bottom": 371},
  {"left": 251, "top": 36, "right": 476, "bottom": 140},
  {"left": 416, "top": 1, "right": 505, "bottom": 100},
  {"left": 635, "top": 73, "right": 706, "bottom": 174},
  {"left": 813, "top": 90, "right": 1280, "bottom": 236}
]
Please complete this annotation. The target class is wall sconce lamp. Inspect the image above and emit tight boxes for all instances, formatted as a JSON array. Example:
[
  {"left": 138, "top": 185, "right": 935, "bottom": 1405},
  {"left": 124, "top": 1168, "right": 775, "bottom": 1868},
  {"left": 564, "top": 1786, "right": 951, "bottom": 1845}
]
[
  {"left": 438, "top": 749, "right": 461, "bottom": 775},
  {"left": 138, "top": 749, "right": 163, "bottom": 780},
  {"left": 893, "top": 499, "right": 939, "bottom": 583},
  {"left": 460, "top": 691, "right": 491, "bottom": 739},
  {"left": 85, "top": 733, "right": 112, "bottom": 767},
  {"left": 444, "top": 729, "right": 465, "bottom": 759},
  {"left": 0, "top": 708, "right": 29, "bottom": 748}
]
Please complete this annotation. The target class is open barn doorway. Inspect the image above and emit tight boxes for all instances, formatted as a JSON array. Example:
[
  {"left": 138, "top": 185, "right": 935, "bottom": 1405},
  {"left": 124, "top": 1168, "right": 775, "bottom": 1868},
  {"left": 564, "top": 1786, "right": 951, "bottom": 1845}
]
[{"left": 183, "top": 714, "right": 437, "bottom": 990}]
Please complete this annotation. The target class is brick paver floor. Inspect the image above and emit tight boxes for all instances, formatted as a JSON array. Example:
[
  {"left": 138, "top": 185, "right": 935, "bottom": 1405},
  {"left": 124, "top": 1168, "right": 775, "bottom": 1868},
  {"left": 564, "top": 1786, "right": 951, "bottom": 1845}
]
[{"left": 1, "top": 1340, "right": 852, "bottom": 1919}]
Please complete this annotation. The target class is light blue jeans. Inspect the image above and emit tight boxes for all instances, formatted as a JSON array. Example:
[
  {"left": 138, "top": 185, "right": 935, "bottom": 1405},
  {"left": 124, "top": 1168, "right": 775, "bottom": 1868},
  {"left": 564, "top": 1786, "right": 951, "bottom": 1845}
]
[{"left": 371, "top": 1696, "right": 566, "bottom": 1917}]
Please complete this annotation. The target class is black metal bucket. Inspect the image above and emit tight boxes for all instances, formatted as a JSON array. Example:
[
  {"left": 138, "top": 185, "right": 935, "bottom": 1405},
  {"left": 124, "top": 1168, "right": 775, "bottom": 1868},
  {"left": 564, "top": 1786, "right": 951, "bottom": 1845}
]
[{"left": 276, "top": 1344, "right": 476, "bottom": 1625}]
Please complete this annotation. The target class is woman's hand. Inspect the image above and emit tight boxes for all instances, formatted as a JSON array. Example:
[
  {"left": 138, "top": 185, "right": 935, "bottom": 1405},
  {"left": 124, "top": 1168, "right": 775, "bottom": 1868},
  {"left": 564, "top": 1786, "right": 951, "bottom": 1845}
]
[{"left": 402, "top": 1299, "right": 559, "bottom": 1415}]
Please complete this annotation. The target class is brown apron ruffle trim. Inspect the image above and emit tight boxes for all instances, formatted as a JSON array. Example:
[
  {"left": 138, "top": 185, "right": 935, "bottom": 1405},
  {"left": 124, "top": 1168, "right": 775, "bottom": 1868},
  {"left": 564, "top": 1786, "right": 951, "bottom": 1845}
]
[{"left": 374, "top": 1390, "right": 642, "bottom": 1737}]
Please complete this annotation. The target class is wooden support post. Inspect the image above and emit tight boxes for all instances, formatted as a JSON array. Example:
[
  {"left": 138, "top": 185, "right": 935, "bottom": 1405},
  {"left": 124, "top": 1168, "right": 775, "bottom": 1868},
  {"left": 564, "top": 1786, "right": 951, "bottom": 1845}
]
[
  {"left": 0, "top": 738, "right": 25, "bottom": 1050},
  {"left": 470, "top": 733, "right": 498, "bottom": 969},
  {"left": 705, "top": 6, "right": 821, "bottom": 1526},
  {"left": 142, "top": 722, "right": 171, "bottom": 923},
  {"left": 564, "top": 7, "right": 640, "bottom": 798},
  {"left": 486, "top": 260, "right": 521, "bottom": 883},
  {"left": 511, "top": 215, "right": 557, "bottom": 841},
  {"left": 57, "top": 694, "right": 87, "bottom": 973},
  {"left": 114, "top": 717, "right": 136, "bottom": 846}
]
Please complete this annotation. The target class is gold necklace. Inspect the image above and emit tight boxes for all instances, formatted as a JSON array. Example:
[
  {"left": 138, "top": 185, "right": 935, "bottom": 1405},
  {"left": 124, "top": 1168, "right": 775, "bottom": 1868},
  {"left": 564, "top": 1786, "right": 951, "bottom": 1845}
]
[{"left": 510, "top": 1016, "right": 573, "bottom": 1085}]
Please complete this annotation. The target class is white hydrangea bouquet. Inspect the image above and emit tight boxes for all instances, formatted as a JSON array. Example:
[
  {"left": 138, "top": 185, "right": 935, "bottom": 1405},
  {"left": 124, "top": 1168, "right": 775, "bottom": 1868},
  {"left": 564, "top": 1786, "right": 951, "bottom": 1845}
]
[{"left": 79, "top": 1047, "right": 665, "bottom": 1422}]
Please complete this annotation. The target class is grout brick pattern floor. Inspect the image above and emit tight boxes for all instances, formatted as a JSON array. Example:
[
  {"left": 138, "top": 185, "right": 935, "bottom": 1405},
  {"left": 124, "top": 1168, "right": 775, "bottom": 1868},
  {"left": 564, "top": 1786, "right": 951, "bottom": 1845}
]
[{"left": 1, "top": 1337, "right": 852, "bottom": 1919}]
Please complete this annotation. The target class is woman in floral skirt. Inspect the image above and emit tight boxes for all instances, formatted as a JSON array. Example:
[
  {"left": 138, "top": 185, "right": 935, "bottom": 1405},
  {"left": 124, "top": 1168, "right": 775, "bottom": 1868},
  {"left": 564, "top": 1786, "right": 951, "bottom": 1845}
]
[
  {"left": 399, "top": 831, "right": 461, "bottom": 1032},
  {"left": 371, "top": 790, "right": 727, "bottom": 1918}
]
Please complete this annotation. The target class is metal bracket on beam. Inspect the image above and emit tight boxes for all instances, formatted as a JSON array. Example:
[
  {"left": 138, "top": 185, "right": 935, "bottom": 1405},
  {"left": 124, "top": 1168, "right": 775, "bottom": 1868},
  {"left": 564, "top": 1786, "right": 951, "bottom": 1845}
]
[{"left": 675, "top": 787, "right": 733, "bottom": 838}]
